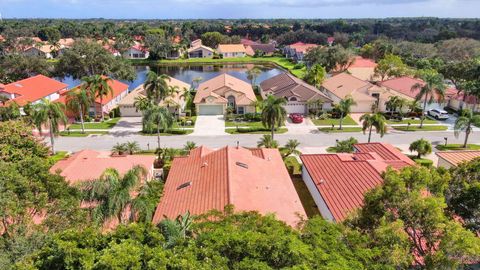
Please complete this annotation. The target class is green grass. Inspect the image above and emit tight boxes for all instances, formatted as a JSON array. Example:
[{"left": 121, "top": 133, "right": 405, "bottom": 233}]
[
  {"left": 436, "top": 144, "right": 480, "bottom": 151},
  {"left": 312, "top": 115, "right": 357, "bottom": 126},
  {"left": 225, "top": 128, "right": 288, "bottom": 134},
  {"left": 59, "top": 131, "right": 108, "bottom": 137},
  {"left": 291, "top": 176, "right": 321, "bottom": 218},
  {"left": 225, "top": 121, "right": 265, "bottom": 128},
  {"left": 68, "top": 117, "right": 121, "bottom": 130},
  {"left": 284, "top": 156, "right": 302, "bottom": 175},
  {"left": 319, "top": 127, "right": 363, "bottom": 133},
  {"left": 407, "top": 155, "right": 433, "bottom": 168},
  {"left": 49, "top": 151, "right": 68, "bottom": 164},
  {"left": 140, "top": 129, "right": 193, "bottom": 136},
  {"left": 386, "top": 118, "right": 438, "bottom": 125},
  {"left": 392, "top": 125, "right": 448, "bottom": 132}
]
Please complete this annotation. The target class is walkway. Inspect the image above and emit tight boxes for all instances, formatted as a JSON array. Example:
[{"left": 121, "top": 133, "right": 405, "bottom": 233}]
[{"left": 191, "top": 115, "right": 227, "bottom": 136}]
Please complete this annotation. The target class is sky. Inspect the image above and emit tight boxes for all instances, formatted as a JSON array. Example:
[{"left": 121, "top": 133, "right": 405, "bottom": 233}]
[{"left": 0, "top": 0, "right": 479, "bottom": 19}]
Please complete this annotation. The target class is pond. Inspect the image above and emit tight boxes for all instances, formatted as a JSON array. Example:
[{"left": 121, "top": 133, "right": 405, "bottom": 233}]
[{"left": 58, "top": 63, "right": 285, "bottom": 90}]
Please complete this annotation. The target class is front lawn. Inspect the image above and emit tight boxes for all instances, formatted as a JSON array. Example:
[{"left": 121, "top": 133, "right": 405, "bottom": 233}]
[
  {"left": 436, "top": 144, "right": 480, "bottom": 151},
  {"left": 386, "top": 118, "right": 438, "bottom": 125},
  {"left": 312, "top": 115, "right": 358, "bottom": 126},
  {"left": 319, "top": 127, "right": 363, "bottom": 133},
  {"left": 68, "top": 117, "right": 121, "bottom": 130},
  {"left": 225, "top": 121, "right": 264, "bottom": 128},
  {"left": 59, "top": 131, "right": 108, "bottom": 137},
  {"left": 140, "top": 129, "right": 194, "bottom": 136},
  {"left": 49, "top": 151, "right": 68, "bottom": 164},
  {"left": 225, "top": 127, "right": 288, "bottom": 134},
  {"left": 392, "top": 125, "right": 448, "bottom": 132}
]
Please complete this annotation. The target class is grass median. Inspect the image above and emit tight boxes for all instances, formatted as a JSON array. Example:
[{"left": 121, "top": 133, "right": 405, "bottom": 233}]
[
  {"left": 392, "top": 125, "right": 448, "bottom": 132},
  {"left": 436, "top": 144, "right": 480, "bottom": 151}
]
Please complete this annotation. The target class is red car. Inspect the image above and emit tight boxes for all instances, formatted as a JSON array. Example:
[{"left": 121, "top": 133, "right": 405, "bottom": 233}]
[{"left": 289, "top": 113, "right": 303, "bottom": 123}]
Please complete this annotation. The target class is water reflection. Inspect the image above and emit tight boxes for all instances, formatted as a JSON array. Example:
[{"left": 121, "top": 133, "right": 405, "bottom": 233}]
[{"left": 57, "top": 63, "right": 284, "bottom": 90}]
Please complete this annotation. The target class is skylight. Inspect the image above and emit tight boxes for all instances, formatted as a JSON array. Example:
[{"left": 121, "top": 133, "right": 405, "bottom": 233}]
[
  {"left": 177, "top": 181, "right": 192, "bottom": 190},
  {"left": 235, "top": 162, "right": 248, "bottom": 169}
]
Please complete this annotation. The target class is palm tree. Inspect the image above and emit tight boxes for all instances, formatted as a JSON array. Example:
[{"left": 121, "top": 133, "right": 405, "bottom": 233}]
[
  {"left": 191, "top": 76, "right": 203, "bottom": 89},
  {"left": 250, "top": 99, "right": 264, "bottom": 114},
  {"left": 183, "top": 141, "right": 197, "bottom": 151},
  {"left": 65, "top": 88, "right": 90, "bottom": 134},
  {"left": 82, "top": 75, "right": 113, "bottom": 121},
  {"left": 411, "top": 71, "right": 446, "bottom": 128},
  {"left": 282, "top": 139, "right": 301, "bottom": 158},
  {"left": 143, "top": 105, "right": 174, "bottom": 149},
  {"left": 81, "top": 165, "right": 147, "bottom": 225},
  {"left": 111, "top": 142, "right": 128, "bottom": 155},
  {"left": 144, "top": 72, "right": 172, "bottom": 103},
  {"left": 261, "top": 95, "right": 287, "bottom": 139},
  {"left": 50, "top": 40, "right": 61, "bottom": 58},
  {"left": 304, "top": 64, "right": 326, "bottom": 88},
  {"left": 337, "top": 95, "right": 357, "bottom": 130},
  {"left": 31, "top": 99, "right": 67, "bottom": 154},
  {"left": 125, "top": 141, "right": 141, "bottom": 154},
  {"left": 134, "top": 96, "right": 152, "bottom": 113},
  {"left": 409, "top": 139, "right": 432, "bottom": 159},
  {"left": 385, "top": 96, "right": 407, "bottom": 118},
  {"left": 454, "top": 109, "right": 480, "bottom": 148},
  {"left": 257, "top": 134, "right": 279, "bottom": 148},
  {"left": 179, "top": 87, "right": 193, "bottom": 115},
  {"left": 158, "top": 212, "right": 193, "bottom": 248},
  {"left": 360, "top": 113, "right": 387, "bottom": 143},
  {"left": 246, "top": 67, "right": 262, "bottom": 86}
]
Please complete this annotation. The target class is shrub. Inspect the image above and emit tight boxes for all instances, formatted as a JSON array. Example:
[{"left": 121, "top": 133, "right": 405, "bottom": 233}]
[{"left": 293, "top": 63, "right": 304, "bottom": 69}]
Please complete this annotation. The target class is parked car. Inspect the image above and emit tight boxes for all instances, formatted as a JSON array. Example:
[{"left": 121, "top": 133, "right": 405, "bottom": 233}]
[
  {"left": 289, "top": 113, "right": 303, "bottom": 123},
  {"left": 427, "top": 109, "right": 449, "bottom": 120}
]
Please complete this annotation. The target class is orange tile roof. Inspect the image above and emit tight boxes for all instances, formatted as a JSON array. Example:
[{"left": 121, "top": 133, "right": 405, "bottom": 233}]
[
  {"left": 349, "top": 56, "right": 377, "bottom": 68},
  {"left": 436, "top": 151, "right": 480, "bottom": 167},
  {"left": 153, "top": 146, "right": 306, "bottom": 226},
  {"left": 321, "top": 72, "right": 376, "bottom": 101},
  {"left": 287, "top": 42, "right": 318, "bottom": 53},
  {"left": 50, "top": 150, "right": 155, "bottom": 184},
  {"left": 300, "top": 143, "right": 414, "bottom": 221},
  {"left": 64, "top": 77, "right": 129, "bottom": 105},
  {"left": 379, "top": 76, "right": 456, "bottom": 101},
  {"left": 217, "top": 44, "right": 246, "bottom": 53},
  {"left": 1, "top": 75, "right": 68, "bottom": 106},
  {"left": 193, "top": 73, "right": 256, "bottom": 105}
]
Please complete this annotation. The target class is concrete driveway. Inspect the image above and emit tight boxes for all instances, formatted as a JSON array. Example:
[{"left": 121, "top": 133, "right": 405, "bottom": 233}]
[
  {"left": 109, "top": 117, "right": 143, "bottom": 135},
  {"left": 191, "top": 115, "right": 227, "bottom": 136}
]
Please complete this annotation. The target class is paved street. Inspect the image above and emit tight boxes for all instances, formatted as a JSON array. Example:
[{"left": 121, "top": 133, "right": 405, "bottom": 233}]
[{"left": 52, "top": 129, "right": 480, "bottom": 152}]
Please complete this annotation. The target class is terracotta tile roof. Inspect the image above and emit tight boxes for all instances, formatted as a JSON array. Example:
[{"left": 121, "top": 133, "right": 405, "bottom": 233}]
[
  {"left": 436, "top": 151, "right": 480, "bottom": 167},
  {"left": 379, "top": 76, "right": 456, "bottom": 101},
  {"left": 321, "top": 72, "right": 376, "bottom": 101},
  {"left": 217, "top": 44, "right": 247, "bottom": 53},
  {"left": 247, "top": 44, "right": 276, "bottom": 55},
  {"left": 187, "top": 44, "right": 214, "bottom": 53},
  {"left": 58, "top": 38, "right": 75, "bottom": 47},
  {"left": 260, "top": 72, "right": 332, "bottom": 103},
  {"left": 193, "top": 73, "right": 256, "bottom": 105},
  {"left": 66, "top": 77, "right": 128, "bottom": 106},
  {"left": 300, "top": 143, "right": 414, "bottom": 221},
  {"left": 153, "top": 146, "right": 306, "bottom": 226},
  {"left": 287, "top": 42, "right": 318, "bottom": 53},
  {"left": 1, "top": 75, "right": 68, "bottom": 106},
  {"left": 240, "top": 38, "right": 259, "bottom": 45},
  {"left": 50, "top": 150, "right": 155, "bottom": 184},
  {"left": 350, "top": 56, "right": 377, "bottom": 68},
  {"left": 131, "top": 42, "right": 148, "bottom": 52}
]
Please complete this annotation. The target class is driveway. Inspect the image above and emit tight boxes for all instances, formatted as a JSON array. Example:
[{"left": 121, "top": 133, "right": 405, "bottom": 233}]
[
  {"left": 285, "top": 117, "right": 319, "bottom": 134},
  {"left": 109, "top": 117, "right": 143, "bottom": 135},
  {"left": 191, "top": 115, "right": 227, "bottom": 136}
]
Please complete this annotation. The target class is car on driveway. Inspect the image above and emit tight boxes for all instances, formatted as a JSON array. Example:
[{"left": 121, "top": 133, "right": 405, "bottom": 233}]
[
  {"left": 427, "top": 109, "right": 449, "bottom": 120},
  {"left": 289, "top": 113, "right": 303, "bottom": 124}
]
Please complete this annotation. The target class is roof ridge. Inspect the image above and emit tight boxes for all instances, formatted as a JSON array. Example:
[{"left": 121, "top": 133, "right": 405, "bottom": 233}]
[{"left": 226, "top": 146, "right": 233, "bottom": 206}]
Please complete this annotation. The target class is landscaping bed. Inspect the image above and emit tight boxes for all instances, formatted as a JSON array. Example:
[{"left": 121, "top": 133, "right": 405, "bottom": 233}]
[
  {"left": 68, "top": 117, "right": 121, "bottom": 130},
  {"left": 436, "top": 144, "right": 480, "bottom": 151},
  {"left": 319, "top": 127, "right": 363, "bottom": 133},
  {"left": 59, "top": 131, "right": 108, "bottom": 137},
  {"left": 392, "top": 125, "right": 448, "bottom": 132},
  {"left": 407, "top": 155, "right": 433, "bottom": 167},
  {"left": 140, "top": 129, "right": 193, "bottom": 136},
  {"left": 225, "top": 127, "right": 288, "bottom": 134}
]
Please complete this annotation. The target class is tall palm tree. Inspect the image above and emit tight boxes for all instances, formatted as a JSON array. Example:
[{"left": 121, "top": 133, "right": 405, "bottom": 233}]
[
  {"left": 360, "top": 113, "right": 387, "bottom": 143},
  {"left": 158, "top": 212, "right": 193, "bottom": 248},
  {"left": 282, "top": 139, "right": 301, "bottom": 158},
  {"left": 134, "top": 96, "right": 152, "bottom": 113},
  {"left": 454, "top": 109, "right": 480, "bottom": 148},
  {"left": 261, "top": 95, "right": 287, "bottom": 139},
  {"left": 31, "top": 99, "right": 67, "bottom": 154},
  {"left": 143, "top": 105, "right": 174, "bottom": 149},
  {"left": 411, "top": 71, "right": 446, "bottom": 128},
  {"left": 257, "top": 134, "right": 279, "bottom": 148},
  {"left": 385, "top": 96, "right": 407, "bottom": 118},
  {"left": 144, "top": 72, "right": 172, "bottom": 103},
  {"left": 246, "top": 67, "right": 262, "bottom": 86},
  {"left": 65, "top": 88, "right": 90, "bottom": 134},
  {"left": 82, "top": 75, "right": 113, "bottom": 121},
  {"left": 82, "top": 165, "right": 147, "bottom": 225},
  {"left": 337, "top": 95, "right": 357, "bottom": 130}
]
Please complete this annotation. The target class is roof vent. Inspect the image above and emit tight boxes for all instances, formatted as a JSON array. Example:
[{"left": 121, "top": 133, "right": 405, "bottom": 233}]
[
  {"left": 177, "top": 181, "right": 192, "bottom": 190},
  {"left": 337, "top": 85, "right": 343, "bottom": 88},
  {"left": 15, "top": 83, "right": 23, "bottom": 88},
  {"left": 319, "top": 179, "right": 325, "bottom": 184},
  {"left": 202, "top": 162, "right": 208, "bottom": 167},
  {"left": 235, "top": 162, "right": 248, "bottom": 169}
]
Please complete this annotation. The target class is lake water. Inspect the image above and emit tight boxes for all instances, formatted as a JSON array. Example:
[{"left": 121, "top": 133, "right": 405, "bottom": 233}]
[{"left": 58, "top": 63, "right": 285, "bottom": 90}]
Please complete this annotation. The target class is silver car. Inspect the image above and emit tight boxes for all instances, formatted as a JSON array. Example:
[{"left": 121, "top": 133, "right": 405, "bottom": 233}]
[{"left": 427, "top": 109, "right": 449, "bottom": 120}]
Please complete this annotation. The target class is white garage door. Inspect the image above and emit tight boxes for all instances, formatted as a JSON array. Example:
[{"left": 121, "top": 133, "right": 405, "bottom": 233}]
[
  {"left": 119, "top": 105, "right": 142, "bottom": 117},
  {"left": 284, "top": 102, "right": 307, "bottom": 114},
  {"left": 199, "top": 105, "right": 223, "bottom": 115}
]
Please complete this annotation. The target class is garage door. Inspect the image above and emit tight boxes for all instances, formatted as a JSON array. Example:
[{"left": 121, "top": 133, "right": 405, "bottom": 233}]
[
  {"left": 119, "top": 105, "right": 142, "bottom": 117},
  {"left": 284, "top": 102, "right": 306, "bottom": 114},
  {"left": 199, "top": 105, "right": 223, "bottom": 115}
]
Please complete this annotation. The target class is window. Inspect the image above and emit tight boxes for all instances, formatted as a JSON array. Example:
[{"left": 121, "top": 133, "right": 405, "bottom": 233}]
[
  {"left": 227, "top": 95, "right": 236, "bottom": 108},
  {"left": 289, "top": 97, "right": 298, "bottom": 102}
]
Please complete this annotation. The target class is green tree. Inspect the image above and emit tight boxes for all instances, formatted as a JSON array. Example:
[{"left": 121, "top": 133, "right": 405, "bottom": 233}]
[
  {"left": 111, "top": 142, "right": 128, "bottom": 155},
  {"left": 374, "top": 54, "right": 410, "bottom": 81},
  {"left": 125, "top": 141, "right": 141, "bottom": 155},
  {"left": 158, "top": 212, "right": 194, "bottom": 248},
  {"left": 337, "top": 95, "right": 356, "bottom": 130},
  {"left": 261, "top": 95, "right": 286, "bottom": 139},
  {"left": 143, "top": 105, "right": 174, "bottom": 149},
  {"left": 65, "top": 88, "right": 90, "bottom": 134},
  {"left": 257, "top": 134, "right": 279, "bottom": 149},
  {"left": 303, "top": 64, "right": 326, "bottom": 88},
  {"left": 409, "top": 138, "right": 433, "bottom": 159},
  {"left": 82, "top": 75, "right": 113, "bottom": 121},
  {"left": 31, "top": 99, "right": 67, "bottom": 154},
  {"left": 385, "top": 95, "right": 407, "bottom": 118},
  {"left": 144, "top": 72, "right": 172, "bottom": 104},
  {"left": 360, "top": 113, "right": 387, "bottom": 143},
  {"left": 201, "top": 31, "right": 226, "bottom": 48},
  {"left": 281, "top": 139, "right": 301, "bottom": 158},
  {"left": 183, "top": 141, "right": 197, "bottom": 152},
  {"left": 453, "top": 109, "right": 480, "bottom": 148},
  {"left": 411, "top": 70, "right": 446, "bottom": 128},
  {"left": 246, "top": 67, "right": 262, "bottom": 86},
  {"left": 330, "top": 137, "right": 358, "bottom": 153}
]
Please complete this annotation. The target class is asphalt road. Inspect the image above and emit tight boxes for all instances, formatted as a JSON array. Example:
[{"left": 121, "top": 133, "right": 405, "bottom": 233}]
[{"left": 52, "top": 129, "right": 480, "bottom": 152}]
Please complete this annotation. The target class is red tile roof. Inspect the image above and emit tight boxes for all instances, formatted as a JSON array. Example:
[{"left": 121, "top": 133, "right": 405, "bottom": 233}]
[
  {"left": 349, "top": 56, "right": 377, "bottom": 68},
  {"left": 300, "top": 143, "right": 414, "bottom": 221},
  {"left": 450, "top": 89, "right": 479, "bottom": 104},
  {"left": 241, "top": 38, "right": 259, "bottom": 45},
  {"left": 152, "top": 146, "right": 306, "bottom": 226},
  {"left": 379, "top": 76, "right": 456, "bottom": 101},
  {"left": 50, "top": 150, "right": 155, "bottom": 184},
  {"left": 1, "top": 75, "right": 68, "bottom": 106},
  {"left": 287, "top": 42, "right": 318, "bottom": 53},
  {"left": 59, "top": 77, "right": 129, "bottom": 106},
  {"left": 436, "top": 151, "right": 480, "bottom": 167}
]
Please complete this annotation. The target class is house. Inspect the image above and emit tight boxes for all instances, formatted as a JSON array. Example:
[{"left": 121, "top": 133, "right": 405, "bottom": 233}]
[
  {"left": 0, "top": 75, "right": 68, "bottom": 107},
  {"left": 123, "top": 42, "right": 149, "bottom": 59},
  {"left": 240, "top": 38, "right": 259, "bottom": 46},
  {"left": 152, "top": 146, "right": 307, "bottom": 227},
  {"left": 283, "top": 42, "right": 317, "bottom": 62},
  {"left": 22, "top": 44, "right": 54, "bottom": 59},
  {"left": 194, "top": 74, "right": 256, "bottom": 115},
  {"left": 217, "top": 44, "right": 246, "bottom": 58},
  {"left": 260, "top": 72, "right": 332, "bottom": 114},
  {"left": 245, "top": 44, "right": 276, "bottom": 57},
  {"left": 327, "top": 37, "right": 335, "bottom": 46},
  {"left": 301, "top": 143, "right": 415, "bottom": 222},
  {"left": 187, "top": 45, "right": 214, "bottom": 58},
  {"left": 50, "top": 149, "right": 156, "bottom": 184},
  {"left": 436, "top": 151, "right": 480, "bottom": 169},
  {"left": 190, "top": 39, "right": 202, "bottom": 48},
  {"left": 344, "top": 56, "right": 378, "bottom": 81},
  {"left": 379, "top": 77, "right": 456, "bottom": 111},
  {"left": 118, "top": 76, "right": 191, "bottom": 117},
  {"left": 447, "top": 90, "right": 479, "bottom": 112},
  {"left": 58, "top": 38, "right": 75, "bottom": 48}
]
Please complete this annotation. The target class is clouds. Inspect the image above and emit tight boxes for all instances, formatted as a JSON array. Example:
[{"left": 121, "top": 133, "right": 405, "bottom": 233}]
[{"left": 170, "top": 0, "right": 430, "bottom": 7}]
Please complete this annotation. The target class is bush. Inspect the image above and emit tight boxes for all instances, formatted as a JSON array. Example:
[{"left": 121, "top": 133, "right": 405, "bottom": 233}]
[
  {"left": 414, "top": 158, "right": 433, "bottom": 168},
  {"left": 109, "top": 107, "right": 121, "bottom": 118},
  {"left": 236, "top": 127, "right": 270, "bottom": 133},
  {"left": 165, "top": 129, "right": 188, "bottom": 135},
  {"left": 244, "top": 113, "right": 262, "bottom": 122},
  {"left": 293, "top": 63, "right": 304, "bottom": 69}
]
